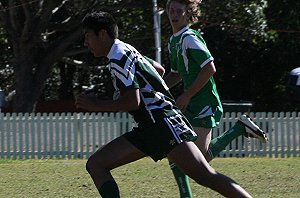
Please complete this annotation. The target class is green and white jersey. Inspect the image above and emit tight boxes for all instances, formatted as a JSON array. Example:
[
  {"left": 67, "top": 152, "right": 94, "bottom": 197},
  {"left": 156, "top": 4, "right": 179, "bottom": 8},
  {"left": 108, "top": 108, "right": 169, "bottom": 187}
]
[
  {"left": 168, "top": 27, "right": 223, "bottom": 128},
  {"left": 107, "top": 39, "right": 180, "bottom": 125}
]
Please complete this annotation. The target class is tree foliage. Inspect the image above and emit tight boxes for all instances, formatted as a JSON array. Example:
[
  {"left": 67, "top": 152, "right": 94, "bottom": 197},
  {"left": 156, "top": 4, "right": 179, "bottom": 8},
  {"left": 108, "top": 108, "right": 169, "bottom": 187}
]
[
  {"left": 0, "top": 0, "right": 153, "bottom": 112},
  {"left": 0, "top": 0, "right": 91, "bottom": 112},
  {"left": 0, "top": 26, "right": 13, "bottom": 90},
  {"left": 0, "top": 0, "right": 299, "bottom": 112}
]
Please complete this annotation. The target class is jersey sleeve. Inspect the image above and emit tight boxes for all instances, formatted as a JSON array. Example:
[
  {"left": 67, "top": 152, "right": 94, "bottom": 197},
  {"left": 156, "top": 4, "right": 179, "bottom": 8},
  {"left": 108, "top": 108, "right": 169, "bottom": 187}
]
[
  {"left": 109, "top": 59, "right": 140, "bottom": 91},
  {"left": 182, "top": 34, "right": 214, "bottom": 68},
  {"left": 168, "top": 40, "right": 179, "bottom": 73},
  {"left": 143, "top": 56, "right": 154, "bottom": 65}
]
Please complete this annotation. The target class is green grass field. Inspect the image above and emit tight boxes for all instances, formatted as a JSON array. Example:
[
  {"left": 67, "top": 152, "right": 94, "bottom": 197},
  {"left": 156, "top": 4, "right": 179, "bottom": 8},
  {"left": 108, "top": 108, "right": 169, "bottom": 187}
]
[{"left": 0, "top": 157, "right": 299, "bottom": 198}]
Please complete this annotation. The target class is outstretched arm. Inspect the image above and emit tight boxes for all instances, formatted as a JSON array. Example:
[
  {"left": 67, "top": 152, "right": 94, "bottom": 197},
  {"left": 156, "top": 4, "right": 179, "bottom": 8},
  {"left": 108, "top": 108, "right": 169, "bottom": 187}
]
[
  {"left": 76, "top": 88, "right": 140, "bottom": 112},
  {"left": 164, "top": 71, "right": 182, "bottom": 89}
]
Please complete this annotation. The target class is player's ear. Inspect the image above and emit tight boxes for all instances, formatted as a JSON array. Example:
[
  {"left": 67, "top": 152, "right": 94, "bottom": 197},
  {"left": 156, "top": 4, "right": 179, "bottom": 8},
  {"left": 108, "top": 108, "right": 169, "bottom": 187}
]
[
  {"left": 99, "top": 29, "right": 107, "bottom": 38},
  {"left": 99, "top": 29, "right": 112, "bottom": 41}
]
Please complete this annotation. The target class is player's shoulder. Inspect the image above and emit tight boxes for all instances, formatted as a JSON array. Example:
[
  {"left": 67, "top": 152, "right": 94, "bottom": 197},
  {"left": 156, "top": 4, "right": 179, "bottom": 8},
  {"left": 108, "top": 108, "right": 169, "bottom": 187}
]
[
  {"left": 109, "top": 40, "right": 128, "bottom": 59},
  {"left": 182, "top": 28, "right": 201, "bottom": 41},
  {"left": 181, "top": 28, "right": 207, "bottom": 48},
  {"left": 109, "top": 40, "right": 137, "bottom": 66}
]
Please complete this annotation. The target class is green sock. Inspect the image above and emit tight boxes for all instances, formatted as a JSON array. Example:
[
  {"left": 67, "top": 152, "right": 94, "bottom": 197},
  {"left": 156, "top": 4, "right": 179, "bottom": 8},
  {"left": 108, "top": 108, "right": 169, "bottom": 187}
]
[
  {"left": 208, "top": 122, "right": 246, "bottom": 158},
  {"left": 170, "top": 163, "right": 193, "bottom": 198},
  {"left": 98, "top": 180, "right": 120, "bottom": 198}
]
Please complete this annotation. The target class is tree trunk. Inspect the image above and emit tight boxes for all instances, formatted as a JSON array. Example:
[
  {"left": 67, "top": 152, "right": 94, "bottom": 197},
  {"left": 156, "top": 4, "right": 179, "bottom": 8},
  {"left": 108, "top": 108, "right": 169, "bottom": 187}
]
[{"left": 12, "top": 55, "right": 42, "bottom": 112}]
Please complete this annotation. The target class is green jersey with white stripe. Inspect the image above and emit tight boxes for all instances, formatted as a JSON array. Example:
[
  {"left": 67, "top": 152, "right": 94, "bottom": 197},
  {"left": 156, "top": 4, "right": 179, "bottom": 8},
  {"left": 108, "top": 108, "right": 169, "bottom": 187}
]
[
  {"left": 107, "top": 39, "right": 180, "bottom": 125},
  {"left": 168, "top": 27, "right": 223, "bottom": 128}
]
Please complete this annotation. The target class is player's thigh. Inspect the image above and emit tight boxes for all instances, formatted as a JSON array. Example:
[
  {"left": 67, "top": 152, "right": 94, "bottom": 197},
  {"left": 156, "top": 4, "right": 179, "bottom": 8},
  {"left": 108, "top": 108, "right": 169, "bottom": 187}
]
[
  {"left": 193, "top": 127, "right": 212, "bottom": 153},
  {"left": 167, "top": 141, "right": 216, "bottom": 179},
  {"left": 89, "top": 135, "right": 146, "bottom": 170}
]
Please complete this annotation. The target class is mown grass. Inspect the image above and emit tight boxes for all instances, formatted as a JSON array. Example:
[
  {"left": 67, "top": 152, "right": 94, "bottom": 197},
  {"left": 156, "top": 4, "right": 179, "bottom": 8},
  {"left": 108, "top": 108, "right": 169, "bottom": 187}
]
[{"left": 0, "top": 157, "right": 299, "bottom": 198}]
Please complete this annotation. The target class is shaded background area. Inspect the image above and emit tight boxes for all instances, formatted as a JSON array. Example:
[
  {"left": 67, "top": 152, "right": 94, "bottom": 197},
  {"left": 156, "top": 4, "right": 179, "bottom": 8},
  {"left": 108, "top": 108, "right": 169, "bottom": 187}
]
[{"left": 0, "top": 0, "right": 299, "bottom": 113}]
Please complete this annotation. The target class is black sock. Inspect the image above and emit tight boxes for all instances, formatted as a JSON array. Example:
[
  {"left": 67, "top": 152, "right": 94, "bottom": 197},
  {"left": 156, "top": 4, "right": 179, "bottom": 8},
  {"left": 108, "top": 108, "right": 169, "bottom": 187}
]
[{"left": 98, "top": 180, "right": 120, "bottom": 198}]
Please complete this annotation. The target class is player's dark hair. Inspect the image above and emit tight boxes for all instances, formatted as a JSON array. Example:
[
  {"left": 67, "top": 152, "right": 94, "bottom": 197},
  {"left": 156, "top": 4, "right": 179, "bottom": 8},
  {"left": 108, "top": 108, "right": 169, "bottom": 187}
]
[{"left": 82, "top": 11, "right": 118, "bottom": 39}]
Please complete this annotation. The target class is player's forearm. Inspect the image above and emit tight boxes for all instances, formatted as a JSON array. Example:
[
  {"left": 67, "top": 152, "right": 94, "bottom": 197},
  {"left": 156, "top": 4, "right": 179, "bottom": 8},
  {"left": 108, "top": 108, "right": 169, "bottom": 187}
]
[
  {"left": 164, "top": 72, "right": 182, "bottom": 88},
  {"left": 152, "top": 61, "right": 165, "bottom": 77},
  {"left": 91, "top": 99, "right": 139, "bottom": 112},
  {"left": 184, "top": 63, "right": 216, "bottom": 99},
  {"left": 184, "top": 75, "right": 209, "bottom": 99},
  {"left": 76, "top": 89, "right": 140, "bottom": 112}
]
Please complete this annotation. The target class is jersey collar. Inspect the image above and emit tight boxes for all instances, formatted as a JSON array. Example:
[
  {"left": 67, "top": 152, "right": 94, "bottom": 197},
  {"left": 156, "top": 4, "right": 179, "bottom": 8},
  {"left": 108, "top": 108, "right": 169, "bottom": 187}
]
[
  {"left": 107, "top": 39, "right": 121, "bottom": 59},
  {"left": 173, "top": 26, "right": 189, "bottom": 37}
]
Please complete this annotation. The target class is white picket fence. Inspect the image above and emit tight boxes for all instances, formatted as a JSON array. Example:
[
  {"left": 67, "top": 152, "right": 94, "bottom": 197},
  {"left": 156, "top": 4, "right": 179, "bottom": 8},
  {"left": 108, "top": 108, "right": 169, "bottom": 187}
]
[{"left": 0, "top": 112, "right": 299, "bottom": 159}]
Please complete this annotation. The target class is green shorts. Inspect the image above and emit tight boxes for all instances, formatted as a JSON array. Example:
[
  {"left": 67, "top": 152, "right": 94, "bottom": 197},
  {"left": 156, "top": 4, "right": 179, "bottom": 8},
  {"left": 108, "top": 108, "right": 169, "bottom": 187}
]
[
  {"left": 184, "top": 105, "right": 223, "bottom": 128},
  {"left": 123, "top": 113, "right": 197, "bottom": 162}
]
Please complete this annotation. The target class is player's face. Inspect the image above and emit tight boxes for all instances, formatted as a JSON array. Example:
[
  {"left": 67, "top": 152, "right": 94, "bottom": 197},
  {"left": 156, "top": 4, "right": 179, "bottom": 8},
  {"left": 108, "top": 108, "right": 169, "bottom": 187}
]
[
  {"left": 84, "top": 29, "right": 106, "bottom": 57},
  {"left": 167, "top": 1, "right": 189, "bottom": 33}
]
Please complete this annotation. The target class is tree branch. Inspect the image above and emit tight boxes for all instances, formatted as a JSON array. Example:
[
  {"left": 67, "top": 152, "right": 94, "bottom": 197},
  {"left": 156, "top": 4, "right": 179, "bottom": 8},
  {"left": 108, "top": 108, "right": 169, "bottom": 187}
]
[
  {"left": 36, "top": 26, "right": 83, "bottom": 84},
  {"left": 0, "top": 2, "right": 9, "bottom": 28},
  {"left": 33, "top": 0, "right": 58, "bottom": 39},
  {"left": 0, "top": 1, "right": 6, "bottom": 22},
  {"left": 8, "top": 0, "right": 20, "bottom": 33},
  {"left": 63, "top": 48, "right": 89, "bottom": 57},
  {"left": 20, "top": 0, "right": 32, "bottom": 42}
]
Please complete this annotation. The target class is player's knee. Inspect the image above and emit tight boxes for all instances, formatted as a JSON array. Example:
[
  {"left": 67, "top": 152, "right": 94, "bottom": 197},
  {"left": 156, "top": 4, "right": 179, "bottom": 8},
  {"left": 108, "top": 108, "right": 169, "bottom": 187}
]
[
  {"left": 86, "top": 156, "right": 93, "bottom": 174},
  {"left": 86, "top": 154, "right": 99, "bottom": 174},
  {"left": 86, "top": 151, "right": 111, "bottom": 174}
]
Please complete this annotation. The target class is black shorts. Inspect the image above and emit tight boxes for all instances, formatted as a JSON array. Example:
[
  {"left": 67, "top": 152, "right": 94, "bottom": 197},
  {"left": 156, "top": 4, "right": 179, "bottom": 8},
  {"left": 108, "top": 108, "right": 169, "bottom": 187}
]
[{"left": 123, "top": 113, "right": 197, "bottom": 162}]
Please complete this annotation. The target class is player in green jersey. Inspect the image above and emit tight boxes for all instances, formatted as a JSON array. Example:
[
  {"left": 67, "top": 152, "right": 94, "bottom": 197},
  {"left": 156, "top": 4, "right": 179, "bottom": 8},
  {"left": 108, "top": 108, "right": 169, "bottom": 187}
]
[
  {"left": 164, "top": 0, "right": 268, "bottom": 197},
  {"left": 77, "top": 10, "right": 252, "bottom": 198}
]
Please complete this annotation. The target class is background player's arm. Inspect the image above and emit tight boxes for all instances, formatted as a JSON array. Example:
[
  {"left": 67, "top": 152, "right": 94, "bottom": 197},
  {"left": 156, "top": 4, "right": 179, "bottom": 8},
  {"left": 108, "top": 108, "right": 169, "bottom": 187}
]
[
  {"left": 183, "top": 61, "right": 216, "bottom": 99},
  {"left": 145, "top": 56, "right": 165, "bottom": 77},
  {"left": 151, "top": 60, "right": 166, "bottom": 77},
  {"left": 164, "top": 72, "right": 182, "bottom": 88},
  {"left": 176, "top": 61, "right": 216, "bottom": 111}
]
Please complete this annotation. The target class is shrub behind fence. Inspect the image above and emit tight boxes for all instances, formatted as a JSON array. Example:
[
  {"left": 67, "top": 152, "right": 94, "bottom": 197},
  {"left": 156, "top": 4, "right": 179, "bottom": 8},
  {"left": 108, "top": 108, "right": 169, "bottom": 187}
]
[{"left": 0, "top": 112, "right": 299, "bottom": 159}]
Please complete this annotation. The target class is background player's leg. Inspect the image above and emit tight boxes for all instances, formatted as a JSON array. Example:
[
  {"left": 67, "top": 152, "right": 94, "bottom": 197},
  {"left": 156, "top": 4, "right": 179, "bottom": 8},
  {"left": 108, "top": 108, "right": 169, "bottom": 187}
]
[{"left": 168, "top": 141, "right": 252, "bottom": 198}]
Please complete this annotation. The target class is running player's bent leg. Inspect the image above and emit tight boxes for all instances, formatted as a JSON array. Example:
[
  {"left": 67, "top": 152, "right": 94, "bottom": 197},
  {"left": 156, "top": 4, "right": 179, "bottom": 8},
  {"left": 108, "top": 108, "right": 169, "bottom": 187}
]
[
  {"left": 167, "top": 141, "right": 252, "bottom": 198},
  {"left": 193, "top": 127, "right": 212, "bottom": 161},
  {"left": 207, "top": 122, "right": 245, "bottom": 158},
  {"left": 169, "top": 124, "right": 246, "bottom": 197},
  {"left": 168, "top": 127, "right": 211, "bottom": 198},
  {"left": 86, "top": 136, "right": 146, "bottom": 197}
]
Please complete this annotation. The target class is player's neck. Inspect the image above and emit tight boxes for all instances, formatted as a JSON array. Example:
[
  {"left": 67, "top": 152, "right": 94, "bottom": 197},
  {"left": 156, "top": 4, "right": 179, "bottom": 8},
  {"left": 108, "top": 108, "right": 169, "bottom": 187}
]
[{"left": 172, "top": 25, "right": 188, "bottom": 34}]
